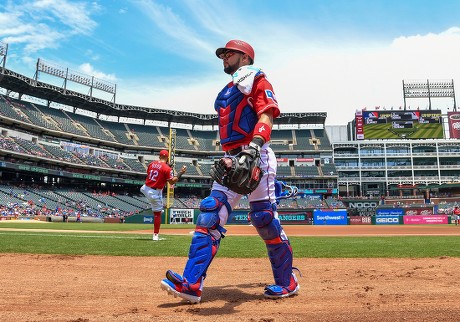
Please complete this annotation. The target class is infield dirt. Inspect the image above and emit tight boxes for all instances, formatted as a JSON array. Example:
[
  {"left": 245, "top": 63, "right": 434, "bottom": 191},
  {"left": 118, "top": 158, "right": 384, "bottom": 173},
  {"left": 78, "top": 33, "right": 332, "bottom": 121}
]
[{"left": 1, "top": 225, "right": 460, "bottom": 322}]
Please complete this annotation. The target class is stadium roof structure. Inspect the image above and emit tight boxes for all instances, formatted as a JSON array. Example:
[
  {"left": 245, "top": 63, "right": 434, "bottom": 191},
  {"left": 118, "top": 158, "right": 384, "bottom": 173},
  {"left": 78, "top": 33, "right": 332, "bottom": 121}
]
[{"left": 0, "top": 68, "right": 326, "bottom": 126}]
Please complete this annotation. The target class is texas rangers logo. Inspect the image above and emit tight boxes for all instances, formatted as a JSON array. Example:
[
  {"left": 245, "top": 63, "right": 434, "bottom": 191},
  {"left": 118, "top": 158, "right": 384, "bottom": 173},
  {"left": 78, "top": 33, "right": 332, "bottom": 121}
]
[
  {"left": 265, "top": 90, "right": 277, "bottom": 102},
  {"left": 257, "top": 124, "right": 266, "bottom": 134}
]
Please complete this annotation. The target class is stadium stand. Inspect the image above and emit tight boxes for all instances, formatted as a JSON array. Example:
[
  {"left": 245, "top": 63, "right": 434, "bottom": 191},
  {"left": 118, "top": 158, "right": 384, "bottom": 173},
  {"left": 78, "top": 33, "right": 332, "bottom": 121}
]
[
  {"left": 0, "top": 136, "right": 28, "bottom": 154},
  {"left": 41, "top": 144, "right": 85, "bottom": 164},
  {"left": 67, "top": 112, "right": 116, "bottom": 141},
  {"left": 123, "top": 158, "right": 146, "bottom": 172},
  {"left": 293, "top": 129, "right": 314, "bottom": 150},
  {"left": 98, "top": 119, "right": 135, "bottom": 145},
  {"left": 294, "top": 165, "right": 320, "bottom": 177},
  {"left": 0, "top": 96, "right": 24, "bottom": 120},
  {"left": 7, "top": 98, "right": 62, "bottom": 131},
  {"left": 192, "top": 130, "right": 219, "bottom": 152},
  {"left": 126, "top": 124, "right": 164, "bottom": 147},
  {"left": 277, "top": 165, "right": 293, "bottom": 177}
]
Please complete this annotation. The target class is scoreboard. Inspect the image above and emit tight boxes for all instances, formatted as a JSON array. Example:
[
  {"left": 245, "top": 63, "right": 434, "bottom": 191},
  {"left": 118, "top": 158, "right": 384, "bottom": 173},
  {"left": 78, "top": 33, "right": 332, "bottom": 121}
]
[{"left": 355, "top": 109, "right": 443, "bottom": 140}]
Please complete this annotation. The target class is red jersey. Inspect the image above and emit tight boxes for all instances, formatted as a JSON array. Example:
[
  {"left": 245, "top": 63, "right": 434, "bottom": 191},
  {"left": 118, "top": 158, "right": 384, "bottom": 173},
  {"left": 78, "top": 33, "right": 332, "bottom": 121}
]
[
  {"left": 145, "top": 161, "right": 174, "bottom": 189},
  {"left": 215, "top": 72, "right": 280, "bottom": 151}
]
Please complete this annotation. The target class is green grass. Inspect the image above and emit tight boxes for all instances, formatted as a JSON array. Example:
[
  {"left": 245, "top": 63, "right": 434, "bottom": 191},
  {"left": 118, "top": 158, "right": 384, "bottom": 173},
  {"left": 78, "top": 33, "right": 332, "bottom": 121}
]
[
  {"left": 363, "top": 122, "right": 444, "bottom": 139},
  {"left": 0, "top": 221, "right": 192, "bottom": 231},
  {"left": 1, "top": 223, "right": 459, "bottom": 258}
]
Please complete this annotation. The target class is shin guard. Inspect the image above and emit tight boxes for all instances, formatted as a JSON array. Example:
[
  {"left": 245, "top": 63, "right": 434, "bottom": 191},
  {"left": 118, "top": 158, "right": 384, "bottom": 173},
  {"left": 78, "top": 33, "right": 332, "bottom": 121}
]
[{"left": 249, "top": 200, "right": 294, "bottom": 287}]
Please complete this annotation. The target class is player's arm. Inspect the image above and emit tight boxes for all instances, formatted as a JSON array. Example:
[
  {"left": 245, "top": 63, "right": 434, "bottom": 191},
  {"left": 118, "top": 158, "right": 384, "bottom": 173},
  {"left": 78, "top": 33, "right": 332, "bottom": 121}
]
[
  {"left": 252, "top": 110, "right": 274, "bottom": 147},
  {"left": 167, "top": 165, "right": 187, "bottom": 185}
]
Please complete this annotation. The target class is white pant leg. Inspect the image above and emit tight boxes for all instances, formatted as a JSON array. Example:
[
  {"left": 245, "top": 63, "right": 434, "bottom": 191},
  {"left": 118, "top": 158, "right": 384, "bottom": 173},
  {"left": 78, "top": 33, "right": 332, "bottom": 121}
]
[
  {"left": 140, "top": 184, "right": 164, "bottom": 212},
  {"left": 248, "top": 145, "right": 277, "bottom": 204}
]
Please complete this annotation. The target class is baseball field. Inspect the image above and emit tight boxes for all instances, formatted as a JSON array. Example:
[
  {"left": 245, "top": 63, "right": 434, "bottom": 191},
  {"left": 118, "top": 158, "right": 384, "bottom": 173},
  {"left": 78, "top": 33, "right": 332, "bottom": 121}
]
[{"left": 1, "top": 221, "right": 460, "bottom": 322}]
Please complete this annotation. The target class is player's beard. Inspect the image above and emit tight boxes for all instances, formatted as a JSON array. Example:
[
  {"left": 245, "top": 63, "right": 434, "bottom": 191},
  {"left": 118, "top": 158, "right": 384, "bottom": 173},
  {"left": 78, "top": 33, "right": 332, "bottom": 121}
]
[{"left": 224, "top": 60, "right": 240, "bottom": 75}]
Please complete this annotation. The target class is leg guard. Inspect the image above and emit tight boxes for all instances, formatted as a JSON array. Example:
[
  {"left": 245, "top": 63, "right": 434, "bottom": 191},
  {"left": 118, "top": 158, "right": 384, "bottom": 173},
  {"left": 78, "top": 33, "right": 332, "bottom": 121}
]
[
  {"left": 183, "top": 190, "right": 230, "bottom": 283},
  {"left": 249, "top": 200, "right": 298, "bottom": 297},
  {"left": 161, "top": 190, "right": 230, "bottom": 303}
]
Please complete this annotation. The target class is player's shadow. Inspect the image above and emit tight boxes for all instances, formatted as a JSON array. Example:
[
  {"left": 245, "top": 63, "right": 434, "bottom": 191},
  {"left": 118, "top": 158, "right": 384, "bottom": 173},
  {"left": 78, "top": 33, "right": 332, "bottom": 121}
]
[{"left": 158, "top": 282, "right": 270, "bottom": 315}]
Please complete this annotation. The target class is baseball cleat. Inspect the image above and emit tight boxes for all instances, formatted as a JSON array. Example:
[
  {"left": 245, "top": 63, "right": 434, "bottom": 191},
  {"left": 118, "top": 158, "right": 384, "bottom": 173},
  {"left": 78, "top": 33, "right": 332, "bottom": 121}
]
[
  {"left": 263, "top": 272, "right": 300, "bottom": 299},
  {"left": 160, "top": 270, "right": 202, "bottom": 303}
]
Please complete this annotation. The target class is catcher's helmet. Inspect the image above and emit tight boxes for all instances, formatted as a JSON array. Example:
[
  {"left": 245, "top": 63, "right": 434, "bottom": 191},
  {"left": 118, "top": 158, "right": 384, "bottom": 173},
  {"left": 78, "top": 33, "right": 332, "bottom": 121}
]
[{"left": 216, "top": 40, "right": 255, "bottom": 62}]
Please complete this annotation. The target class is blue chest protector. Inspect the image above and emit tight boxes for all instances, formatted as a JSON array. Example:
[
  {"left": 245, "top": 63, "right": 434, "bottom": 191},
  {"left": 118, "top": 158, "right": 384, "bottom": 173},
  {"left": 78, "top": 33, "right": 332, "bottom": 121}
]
[{"left": 214, "top": 82, "right": 258, "bottom": 147}]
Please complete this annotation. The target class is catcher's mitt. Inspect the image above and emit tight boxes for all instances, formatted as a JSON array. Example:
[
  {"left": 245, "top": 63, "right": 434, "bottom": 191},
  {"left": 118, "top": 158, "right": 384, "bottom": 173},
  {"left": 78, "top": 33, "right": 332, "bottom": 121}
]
[{"left": 210, "top": 145, "right": 262, "bottom": 195}]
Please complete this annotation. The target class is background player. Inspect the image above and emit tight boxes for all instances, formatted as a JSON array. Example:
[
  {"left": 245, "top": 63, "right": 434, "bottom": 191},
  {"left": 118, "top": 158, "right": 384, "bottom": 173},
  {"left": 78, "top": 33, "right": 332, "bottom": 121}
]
[{"left": 140, "top": 149, "right": 186, "bottom": 240}]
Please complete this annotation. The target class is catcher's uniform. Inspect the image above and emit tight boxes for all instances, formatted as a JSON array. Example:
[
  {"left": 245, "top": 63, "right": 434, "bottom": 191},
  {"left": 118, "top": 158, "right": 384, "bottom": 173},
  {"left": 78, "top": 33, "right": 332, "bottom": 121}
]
[
  {"left": 140, "top": 160, "right": 173, "bottom": 212},
  {"left": 213, "top": 69, "right": 280, "bottom": 222},
  {"left": 161, "top": 55, "right": 298, "bottom": 303}
]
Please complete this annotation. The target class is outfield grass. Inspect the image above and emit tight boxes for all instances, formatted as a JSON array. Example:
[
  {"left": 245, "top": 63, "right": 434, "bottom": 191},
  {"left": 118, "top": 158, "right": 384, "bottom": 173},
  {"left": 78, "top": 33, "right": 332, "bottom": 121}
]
[{"left": 1, "top": 222, "right": 459, "bottom": 258}]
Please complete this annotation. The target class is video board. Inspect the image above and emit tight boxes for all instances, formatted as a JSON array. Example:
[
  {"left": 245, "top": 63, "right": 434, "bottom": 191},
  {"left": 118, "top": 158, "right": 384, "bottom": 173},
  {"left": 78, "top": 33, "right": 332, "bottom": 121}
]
[{"left": 355, "top": 110, "right": 444, "bottom": 140}]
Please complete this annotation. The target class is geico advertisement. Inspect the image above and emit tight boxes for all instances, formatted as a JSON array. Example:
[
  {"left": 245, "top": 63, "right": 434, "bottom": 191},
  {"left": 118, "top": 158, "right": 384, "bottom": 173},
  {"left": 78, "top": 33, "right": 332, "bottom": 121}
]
[{"left": 375, "top": 215, "right": 400, "bottom": 225}]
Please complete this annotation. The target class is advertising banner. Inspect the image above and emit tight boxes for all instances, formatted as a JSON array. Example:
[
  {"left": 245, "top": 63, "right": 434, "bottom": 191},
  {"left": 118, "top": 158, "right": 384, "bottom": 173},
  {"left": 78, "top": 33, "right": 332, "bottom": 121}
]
[
  {"left": 403, "top": 215, "right": 449, "bottom": 224},
  {"left": 403, "top": 208, "right": 433, "bottom": 216},
  {"left": 448, "top": 111, "right": 460, "bottom": 139},
  {"left": 169, "top": 208, "right": 194, "bottom": 224},
  {"left": 349, "top": 216, "right": 372, "bottom": 225},
  {"left": 228, "top": 210, "right": 313, "bottom": 225},
  {"left": 355, "top": 111, "right": 364, "bottom": 140},
  {"left": 375, "top": 215, "right": 401, "bottom": 225},
  {"left": 313, "top": 209, "right": 348, "bottom": 225},
  {"left": 376, "top": 208, "right": 404, "bottom": 216},
  {"left": 279, "top": 211, "right": 313, "bottom": 225},
  {"left": 143, "top": 215, "right": 153, "bottom": 224},
  {"left": 227, "top": 211, "right": 250, "bottom": 225},
  {"left": 343, "top": 199, "right": 380, "bottom": 216}
]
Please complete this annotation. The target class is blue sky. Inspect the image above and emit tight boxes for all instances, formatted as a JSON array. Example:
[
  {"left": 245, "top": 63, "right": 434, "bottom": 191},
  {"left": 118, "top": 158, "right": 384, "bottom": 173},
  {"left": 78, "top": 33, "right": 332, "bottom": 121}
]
[{"left": 1, "top": 0, "right": 460, "bottom": 125}]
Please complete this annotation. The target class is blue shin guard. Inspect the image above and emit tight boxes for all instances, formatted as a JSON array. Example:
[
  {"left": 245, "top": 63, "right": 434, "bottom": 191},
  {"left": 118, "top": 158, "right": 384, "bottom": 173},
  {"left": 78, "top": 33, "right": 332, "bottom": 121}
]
[
  {"left": 249, "top": 200, "right": 299, "bottom": 298},
  {"left": 162, "top": 190, "right": 230, "bottom": 302}
]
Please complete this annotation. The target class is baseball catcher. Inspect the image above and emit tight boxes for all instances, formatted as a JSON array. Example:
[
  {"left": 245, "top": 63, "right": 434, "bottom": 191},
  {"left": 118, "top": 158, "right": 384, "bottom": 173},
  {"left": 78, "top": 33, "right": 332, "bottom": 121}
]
[{"left": 161, "top": 39, "right": 299, "bottom": 304}]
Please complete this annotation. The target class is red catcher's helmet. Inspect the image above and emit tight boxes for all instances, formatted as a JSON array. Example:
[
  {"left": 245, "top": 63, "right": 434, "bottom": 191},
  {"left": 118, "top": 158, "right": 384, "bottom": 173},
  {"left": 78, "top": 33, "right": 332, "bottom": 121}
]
[{"left": 215, "top": 40, "right": 255, "bottom": 62}]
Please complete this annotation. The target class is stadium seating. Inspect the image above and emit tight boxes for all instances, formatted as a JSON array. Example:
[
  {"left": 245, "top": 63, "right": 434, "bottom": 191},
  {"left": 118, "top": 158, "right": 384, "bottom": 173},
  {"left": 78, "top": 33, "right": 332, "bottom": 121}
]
[
  {"left": 41, "top": 144, "right": 85, "bottom": 164},
  {"left": 126, "top": 124, "right": 165, "bottom": 148},
  {"left": 8, "top": 98, "right": 61, "bottom": 131},
  {"left": 0, "top": 96, "right": 25, "bottom": 120},
  {"left": 98, "top": 119, "right": 135, "bottom": 145},
  {"left": 68, "top": 112, "right": 115, "bottom": 141},
  {"left": 0, "top": 136, "right": 28, "bottom": 154},
  {"left": 123, "top": 158, "right": 146, "bottom": 172},
  {"left": 294, "top": 165, "right": 320, "bottom": 177}
]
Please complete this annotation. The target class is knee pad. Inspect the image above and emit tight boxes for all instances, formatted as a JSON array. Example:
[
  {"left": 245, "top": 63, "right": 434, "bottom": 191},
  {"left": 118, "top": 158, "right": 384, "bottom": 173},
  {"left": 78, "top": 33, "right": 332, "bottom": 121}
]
[
  {"left": 197, "top": 190, "right": 231, "bottom": 231},
  {"left": 249, "top": 201, "right": 281, "bottom": 240}
]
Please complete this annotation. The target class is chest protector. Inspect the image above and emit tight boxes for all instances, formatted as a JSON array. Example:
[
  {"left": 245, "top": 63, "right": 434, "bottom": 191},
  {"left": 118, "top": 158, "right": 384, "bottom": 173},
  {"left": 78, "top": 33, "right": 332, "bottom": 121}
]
[{"left": 214, "top": 74, "right": 264, "bottom": 150}]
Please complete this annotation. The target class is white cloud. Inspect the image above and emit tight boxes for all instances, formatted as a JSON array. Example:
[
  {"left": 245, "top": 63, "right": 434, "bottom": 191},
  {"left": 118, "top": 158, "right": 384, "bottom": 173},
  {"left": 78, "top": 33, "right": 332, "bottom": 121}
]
[
  {"left": 134, "top": 0, "right": 214, "bottom": 59},
  {"left": 114, "top": 26, "right": 460, "bottom": 126},
  {"left": 30, "top": 0, "right": 99, "bottom": 35},
  {"left": 0, "top": 0, "right": 98, "bottom": 55},
  {"left": 265, "top": 27, "right": 460, "bottom": 125},
  {"left": 78, "top": 63, "right": 117, "bottom": 82}
]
